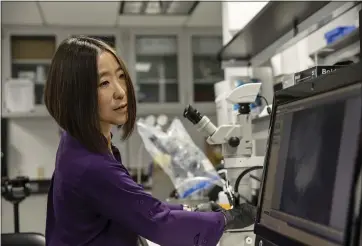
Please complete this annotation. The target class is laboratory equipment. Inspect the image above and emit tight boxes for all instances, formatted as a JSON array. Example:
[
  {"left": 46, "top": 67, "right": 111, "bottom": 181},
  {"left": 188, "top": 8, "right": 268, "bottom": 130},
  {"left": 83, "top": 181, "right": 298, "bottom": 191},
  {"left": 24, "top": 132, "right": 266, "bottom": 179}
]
[
  {"left": 294, "top": 65, "right": 348, "bottom": 84},
  {"left": 214, "top": 79, "right": 240, "bottom": 126},
  {"left": 184, "top": 83, "right": 266, "bottom": 203},
  {"left": 255, "top": 62, "right": 362, "bottom": 246},
  {"left": 184, "top": 83, "right": 267, "bottom": 246},
  {"left": 1, "top": 176, "right": 32, "bottom": 233}
]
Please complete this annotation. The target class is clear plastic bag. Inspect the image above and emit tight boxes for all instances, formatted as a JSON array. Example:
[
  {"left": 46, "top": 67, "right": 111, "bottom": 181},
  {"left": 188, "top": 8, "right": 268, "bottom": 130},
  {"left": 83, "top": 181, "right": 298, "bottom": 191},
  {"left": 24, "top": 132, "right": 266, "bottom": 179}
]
[{"left": 137, "top": 118, "right": 222, "bottom": 199}]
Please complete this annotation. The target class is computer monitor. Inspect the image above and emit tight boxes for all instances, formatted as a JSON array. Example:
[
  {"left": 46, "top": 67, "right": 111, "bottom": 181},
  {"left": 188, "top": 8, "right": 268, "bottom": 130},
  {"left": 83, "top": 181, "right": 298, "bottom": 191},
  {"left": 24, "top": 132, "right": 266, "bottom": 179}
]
[{"left": 255, "top": 63, "right": 362, "bottom": 246}]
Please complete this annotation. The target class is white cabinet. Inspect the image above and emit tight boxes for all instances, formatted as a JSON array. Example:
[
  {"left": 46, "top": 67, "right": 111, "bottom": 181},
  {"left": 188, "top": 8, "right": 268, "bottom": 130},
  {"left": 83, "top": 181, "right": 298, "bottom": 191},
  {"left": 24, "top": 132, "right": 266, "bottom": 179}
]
[
  {"left": 135, "top": 35, "right": 179, "bottom": 103},
  {"left": 192, "top": 35, "right": 224, "bottom": 102}
]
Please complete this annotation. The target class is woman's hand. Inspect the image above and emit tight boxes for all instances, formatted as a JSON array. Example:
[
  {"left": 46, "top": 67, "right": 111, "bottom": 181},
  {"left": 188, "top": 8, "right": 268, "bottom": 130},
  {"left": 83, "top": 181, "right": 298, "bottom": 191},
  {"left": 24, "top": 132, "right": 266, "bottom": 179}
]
[
  {"left": 221, "top": 203, "right": 256, "bottom": 230},
  {"left": 194, "top": 202, "right": 256, "bottom": 230}
]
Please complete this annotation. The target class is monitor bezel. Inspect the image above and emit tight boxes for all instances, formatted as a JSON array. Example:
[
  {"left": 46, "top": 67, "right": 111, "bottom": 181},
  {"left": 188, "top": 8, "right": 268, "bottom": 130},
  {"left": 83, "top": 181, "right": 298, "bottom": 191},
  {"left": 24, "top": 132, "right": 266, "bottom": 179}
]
[{"left": 254, "top": 63, "right": 362, "bottom": 246}]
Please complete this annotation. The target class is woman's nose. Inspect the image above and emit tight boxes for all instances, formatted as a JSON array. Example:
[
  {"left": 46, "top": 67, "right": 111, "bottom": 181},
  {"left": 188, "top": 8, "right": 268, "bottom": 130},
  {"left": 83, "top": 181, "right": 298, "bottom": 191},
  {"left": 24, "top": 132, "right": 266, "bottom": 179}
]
[{"left": 114, "top": 82, "right": 126, "bottom": 99}]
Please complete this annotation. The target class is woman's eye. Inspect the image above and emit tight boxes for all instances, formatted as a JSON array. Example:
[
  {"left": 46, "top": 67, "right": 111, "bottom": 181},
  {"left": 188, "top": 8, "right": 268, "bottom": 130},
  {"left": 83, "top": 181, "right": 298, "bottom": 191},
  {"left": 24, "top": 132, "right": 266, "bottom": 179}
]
[
  {"left": 100, "top": 81, "right": 109, "bottom": 87},
  {"left": 119, "top": 74, "right": 125, "bottom": 79}
]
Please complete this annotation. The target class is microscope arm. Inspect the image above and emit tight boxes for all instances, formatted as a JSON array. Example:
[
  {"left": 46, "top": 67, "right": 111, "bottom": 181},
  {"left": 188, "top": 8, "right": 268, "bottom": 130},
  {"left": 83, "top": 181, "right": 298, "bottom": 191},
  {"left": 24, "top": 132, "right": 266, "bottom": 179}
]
[{"left": 206, "top": 125, "right": 242, "bottom": 145}]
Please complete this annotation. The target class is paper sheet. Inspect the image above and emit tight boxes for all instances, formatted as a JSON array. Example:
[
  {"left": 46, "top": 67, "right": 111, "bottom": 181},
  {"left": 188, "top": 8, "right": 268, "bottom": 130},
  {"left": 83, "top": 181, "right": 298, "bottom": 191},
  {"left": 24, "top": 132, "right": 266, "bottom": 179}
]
[{"left": 4, "top": 78, "right": 35, "bottom": 113}]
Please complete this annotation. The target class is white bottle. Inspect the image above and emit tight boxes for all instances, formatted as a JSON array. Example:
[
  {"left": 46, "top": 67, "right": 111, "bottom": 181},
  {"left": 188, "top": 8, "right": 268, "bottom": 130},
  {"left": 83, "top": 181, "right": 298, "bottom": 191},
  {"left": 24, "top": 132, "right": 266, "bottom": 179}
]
[{"left": 217, "top": 191, "right": 231, "bottom": 210}]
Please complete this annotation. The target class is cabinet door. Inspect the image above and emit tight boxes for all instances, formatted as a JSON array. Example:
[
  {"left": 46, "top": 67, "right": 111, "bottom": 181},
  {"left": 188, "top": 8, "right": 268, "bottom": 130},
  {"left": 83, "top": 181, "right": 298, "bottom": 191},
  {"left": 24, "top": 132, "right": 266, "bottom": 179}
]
[
  {"left": 11, "top": 35, "right": 56, "bottom": 105},
  {"left": 192, "top": 36, "right": 224, "bottom": 102},
  {"left": 135, "top": 35, "right": 179, "bottom": 103}
]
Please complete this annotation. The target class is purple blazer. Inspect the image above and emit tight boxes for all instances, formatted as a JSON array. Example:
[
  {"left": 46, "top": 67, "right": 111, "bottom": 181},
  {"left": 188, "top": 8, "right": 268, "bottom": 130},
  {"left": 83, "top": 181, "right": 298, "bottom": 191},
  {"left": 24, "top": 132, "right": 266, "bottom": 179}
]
[{"left": 45, "top": 131, "right": 225, "bottom": 246}]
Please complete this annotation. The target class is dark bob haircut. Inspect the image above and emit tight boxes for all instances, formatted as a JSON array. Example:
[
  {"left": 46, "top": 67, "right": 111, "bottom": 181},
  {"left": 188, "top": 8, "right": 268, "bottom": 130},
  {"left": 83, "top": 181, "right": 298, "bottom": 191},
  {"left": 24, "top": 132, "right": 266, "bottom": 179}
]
[{"left": 44, "top": 36, "right": 137, "bottom": 153}]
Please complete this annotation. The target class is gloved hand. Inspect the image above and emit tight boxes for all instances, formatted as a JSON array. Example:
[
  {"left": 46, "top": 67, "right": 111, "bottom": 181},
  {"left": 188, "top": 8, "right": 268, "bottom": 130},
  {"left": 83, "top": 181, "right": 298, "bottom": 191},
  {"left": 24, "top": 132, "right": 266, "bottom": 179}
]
[
  {"left": 221, "top": 203, "right": 256, "bottom": 230},
  {"left": 194, "top": 201, "right": 223, "bottom": 212}
]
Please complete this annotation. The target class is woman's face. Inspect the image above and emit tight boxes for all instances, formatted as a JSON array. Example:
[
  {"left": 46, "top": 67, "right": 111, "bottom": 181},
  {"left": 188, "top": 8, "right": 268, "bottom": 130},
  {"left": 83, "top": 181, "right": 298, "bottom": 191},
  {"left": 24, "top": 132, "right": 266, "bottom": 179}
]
[{"left": 97, "top": 51, "right": 128, "bottom": 133}]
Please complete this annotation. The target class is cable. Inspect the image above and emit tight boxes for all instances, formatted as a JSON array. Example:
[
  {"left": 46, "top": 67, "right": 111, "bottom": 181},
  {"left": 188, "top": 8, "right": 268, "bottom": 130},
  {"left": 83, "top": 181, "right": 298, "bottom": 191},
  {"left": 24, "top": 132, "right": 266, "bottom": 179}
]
[
  {"left": 233, "top": 166, "right": 263, "bottom": 207},
  {"left": 257, "top": 95, "right": 272, "bottom": 115},
  {"left": 234, "top": 166, "right": 263, "bottom": 193},
  {"left": 250, "top": 174, "right": 261, "bottom": 182}
]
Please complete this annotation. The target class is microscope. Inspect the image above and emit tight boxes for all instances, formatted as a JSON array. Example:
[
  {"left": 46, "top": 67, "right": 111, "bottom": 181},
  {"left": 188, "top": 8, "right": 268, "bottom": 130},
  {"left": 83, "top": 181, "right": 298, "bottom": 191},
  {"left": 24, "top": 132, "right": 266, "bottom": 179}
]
[
  {"left": 184, "top": 83, "right": 266, "bottom": 246},
  {"left": 183, "top": 83, "right": 265, "bottom": 206},
  {"left": 1, "top": 176, "right": 32, "bottom": 233}
]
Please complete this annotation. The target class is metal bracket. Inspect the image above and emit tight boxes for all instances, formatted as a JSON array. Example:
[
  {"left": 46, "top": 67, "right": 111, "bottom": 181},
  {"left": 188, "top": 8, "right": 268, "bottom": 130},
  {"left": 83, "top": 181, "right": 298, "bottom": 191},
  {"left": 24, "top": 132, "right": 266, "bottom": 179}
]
[{"left": 293, "top": 19, "right": 299, "bottom": 37}]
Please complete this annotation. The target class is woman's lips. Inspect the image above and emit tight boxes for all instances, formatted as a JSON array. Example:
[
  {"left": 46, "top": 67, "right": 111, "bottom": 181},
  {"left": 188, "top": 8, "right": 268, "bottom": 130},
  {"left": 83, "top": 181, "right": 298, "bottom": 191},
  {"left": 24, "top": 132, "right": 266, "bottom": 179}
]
[{"left": 114, "top": 104, "right": 127, "bottom": 111}]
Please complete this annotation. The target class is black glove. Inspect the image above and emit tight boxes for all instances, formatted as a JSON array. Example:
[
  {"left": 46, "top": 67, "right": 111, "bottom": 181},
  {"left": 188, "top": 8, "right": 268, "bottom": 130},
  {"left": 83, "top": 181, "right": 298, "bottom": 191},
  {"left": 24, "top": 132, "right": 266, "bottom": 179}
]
[
  {"left": 194, "top": 201, "right": 223, "bottom": 212},
  {"left": 221, "top": 203, "right": 256, "bottom": 230}
]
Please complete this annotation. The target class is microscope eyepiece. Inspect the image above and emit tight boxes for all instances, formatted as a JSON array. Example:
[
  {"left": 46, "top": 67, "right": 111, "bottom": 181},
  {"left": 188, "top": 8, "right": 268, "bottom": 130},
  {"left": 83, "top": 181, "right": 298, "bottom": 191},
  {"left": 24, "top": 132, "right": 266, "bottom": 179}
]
[{"left": 183, "top": 105, "right": 203, "bottom": 124}]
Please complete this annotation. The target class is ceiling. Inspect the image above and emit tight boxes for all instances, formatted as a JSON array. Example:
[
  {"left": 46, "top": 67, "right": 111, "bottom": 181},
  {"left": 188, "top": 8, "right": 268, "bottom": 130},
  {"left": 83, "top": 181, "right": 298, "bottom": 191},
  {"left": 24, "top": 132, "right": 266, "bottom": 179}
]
[
  {"left": 119, "top": 1, "right": 198, "bottom": 15},
  {"left": 1, "top": 1, "right": 222, "bottom": 27}
]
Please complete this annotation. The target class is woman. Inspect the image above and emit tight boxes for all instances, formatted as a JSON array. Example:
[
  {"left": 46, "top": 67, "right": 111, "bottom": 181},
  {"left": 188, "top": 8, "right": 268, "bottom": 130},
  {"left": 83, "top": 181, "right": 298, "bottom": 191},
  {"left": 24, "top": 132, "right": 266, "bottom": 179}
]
[{"left": 44, "top": 36, "right": 255, "bottom": 246}]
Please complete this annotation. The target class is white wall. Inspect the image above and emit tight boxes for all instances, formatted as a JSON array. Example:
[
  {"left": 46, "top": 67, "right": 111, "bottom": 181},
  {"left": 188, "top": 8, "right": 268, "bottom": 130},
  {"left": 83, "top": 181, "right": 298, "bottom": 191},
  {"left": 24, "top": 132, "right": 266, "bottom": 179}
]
[
  {"left": 222, "top": 1, "right": 269, "bottom": 45},
  {"left": 7, "top": 119, "right": 59, "bottom": 179},
  {"left": 221, "top": 1, "right": 269, "bottom": 81},
  {"left": 271, "top": 39, "right": 314, "bottom": 77}
]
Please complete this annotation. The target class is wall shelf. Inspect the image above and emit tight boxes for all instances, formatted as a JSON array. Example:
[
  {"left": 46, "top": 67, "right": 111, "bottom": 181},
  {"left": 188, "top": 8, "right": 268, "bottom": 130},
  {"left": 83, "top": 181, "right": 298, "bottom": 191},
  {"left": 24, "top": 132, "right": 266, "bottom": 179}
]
[
  {"left": 310, "top": 28, "right": 360, "bottom": 59},
  {"left": 12, "top": 59, "right": 52, "bottom": 65},
  {"left": 217, "top": 1, "right": 342, "bottom": 65}
]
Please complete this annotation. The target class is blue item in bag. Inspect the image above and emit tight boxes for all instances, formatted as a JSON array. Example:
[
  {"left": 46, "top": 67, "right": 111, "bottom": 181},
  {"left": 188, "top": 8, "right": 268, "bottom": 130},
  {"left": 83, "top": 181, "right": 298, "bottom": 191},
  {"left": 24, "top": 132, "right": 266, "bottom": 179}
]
[
  {"left": 181, "top": 175, "right": 220, "bottom": 198},
  {"left": 181, "top": 181, "right": 213, "bottom": 198}
]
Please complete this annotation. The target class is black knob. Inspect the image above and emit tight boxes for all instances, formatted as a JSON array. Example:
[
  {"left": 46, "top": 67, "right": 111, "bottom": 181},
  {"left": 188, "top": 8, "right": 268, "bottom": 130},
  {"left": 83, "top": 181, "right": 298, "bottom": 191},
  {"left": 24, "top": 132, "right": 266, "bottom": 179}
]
[
  {"left": 238, "top": 103, "right": 250, "bottom": 114},
  {"left": 228, "top": 137, "right": 240, "bottom": 147}
]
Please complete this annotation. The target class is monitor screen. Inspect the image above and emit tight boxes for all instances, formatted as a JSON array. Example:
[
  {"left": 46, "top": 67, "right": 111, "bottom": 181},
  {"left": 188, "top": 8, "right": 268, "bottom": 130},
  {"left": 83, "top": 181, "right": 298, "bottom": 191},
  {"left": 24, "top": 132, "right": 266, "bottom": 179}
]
[{"left": 260, "top": 83, "right": 362, "bottom": 246}]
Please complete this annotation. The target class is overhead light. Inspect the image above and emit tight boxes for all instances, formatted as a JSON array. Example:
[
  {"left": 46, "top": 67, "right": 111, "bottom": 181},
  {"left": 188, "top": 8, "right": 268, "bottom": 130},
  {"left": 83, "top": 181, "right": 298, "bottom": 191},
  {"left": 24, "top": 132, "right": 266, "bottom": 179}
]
[
  {"left": 145, "top": 1, "right": 162, "bottom": 14},
  {"left": 122, "top": 1, "right": 143, "bottom": 14},
  {"left": 166, "top": 1, "right": 197, "bottom": 14},
  {"left": 119, "top": 1, "right": 199, "bottom": 16}
]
